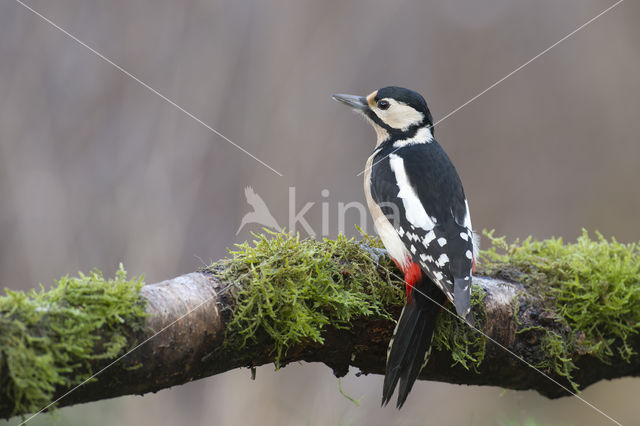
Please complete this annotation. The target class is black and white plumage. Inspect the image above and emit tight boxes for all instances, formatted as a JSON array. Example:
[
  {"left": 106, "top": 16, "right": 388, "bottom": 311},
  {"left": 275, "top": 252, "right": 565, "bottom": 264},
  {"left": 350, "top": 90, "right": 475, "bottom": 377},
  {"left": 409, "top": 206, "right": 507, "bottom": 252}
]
[{"left": 333, "top": 86, "right": 477, "bottom": 408}]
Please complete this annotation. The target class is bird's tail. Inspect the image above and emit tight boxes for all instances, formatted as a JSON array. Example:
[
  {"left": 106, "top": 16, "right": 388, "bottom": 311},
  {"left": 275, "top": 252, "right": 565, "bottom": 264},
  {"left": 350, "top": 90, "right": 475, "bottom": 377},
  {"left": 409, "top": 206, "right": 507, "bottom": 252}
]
[{"left": 382, "top": 278, "right": 445, "bottom": 408}]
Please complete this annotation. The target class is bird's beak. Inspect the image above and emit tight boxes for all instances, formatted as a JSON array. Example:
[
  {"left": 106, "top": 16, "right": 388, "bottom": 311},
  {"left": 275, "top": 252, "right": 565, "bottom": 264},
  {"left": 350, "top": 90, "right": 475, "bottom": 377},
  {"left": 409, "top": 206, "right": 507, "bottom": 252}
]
[{"left": 332, "top": 93, "right": 368, "bottom": 111}]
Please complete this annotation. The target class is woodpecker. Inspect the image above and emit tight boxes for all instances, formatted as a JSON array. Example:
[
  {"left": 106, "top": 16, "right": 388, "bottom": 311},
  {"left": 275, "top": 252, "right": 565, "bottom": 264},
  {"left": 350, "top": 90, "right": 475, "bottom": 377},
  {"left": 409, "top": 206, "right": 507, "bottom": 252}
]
[{"left": 333, "top": 86, "right": 477, "bottom": 408}]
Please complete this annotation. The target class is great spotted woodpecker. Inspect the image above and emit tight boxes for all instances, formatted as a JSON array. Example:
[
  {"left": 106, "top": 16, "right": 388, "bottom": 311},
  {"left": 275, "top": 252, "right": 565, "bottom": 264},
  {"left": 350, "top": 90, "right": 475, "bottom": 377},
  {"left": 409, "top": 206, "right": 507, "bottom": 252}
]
[{"left": 333, "top": 86, "right": 477, "bottom": 408}]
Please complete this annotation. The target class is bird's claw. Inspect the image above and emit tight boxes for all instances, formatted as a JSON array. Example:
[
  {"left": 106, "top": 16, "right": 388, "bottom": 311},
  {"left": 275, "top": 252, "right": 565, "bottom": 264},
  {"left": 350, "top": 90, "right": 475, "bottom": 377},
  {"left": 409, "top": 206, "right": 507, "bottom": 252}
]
[{"left": 358, "top": 241, "right": 388, "bottom": 266}]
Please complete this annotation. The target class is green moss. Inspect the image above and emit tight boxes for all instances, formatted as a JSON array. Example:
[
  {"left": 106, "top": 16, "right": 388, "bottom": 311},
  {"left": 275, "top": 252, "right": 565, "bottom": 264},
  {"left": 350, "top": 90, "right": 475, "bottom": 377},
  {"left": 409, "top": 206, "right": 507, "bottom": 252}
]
[
  {"left": 210, "top": 231, "right": 403, "bottom": 366},
  {"left": 432, "top": 284, "right": 487, "bottom": 371},
  {"left": 214, "top": 229, "right": 640, "bottom": 384},
  {"left": 478, "top": 230, "right": 640, "bottom": 387},
  {"left": 209, "top": 231, "right": 488, "bottom": 372},
  {"left": 538, "top": 330, "right": 577, "bottom": 386},
  {"left": 0, "top": 264, "right": 147, "bottom": 415}
]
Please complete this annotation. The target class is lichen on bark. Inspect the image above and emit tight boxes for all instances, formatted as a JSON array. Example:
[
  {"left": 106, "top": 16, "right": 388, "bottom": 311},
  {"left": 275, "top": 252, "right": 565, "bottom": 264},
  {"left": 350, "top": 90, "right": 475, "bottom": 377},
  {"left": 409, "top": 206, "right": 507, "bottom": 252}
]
[
  {"left": 207, "top": 232, "right": 404, "bottom": 367},
  {"left": 0, "top": 265, "right": 147, "bottom": 415},
  {"left": 207, "top": 231, "right": 490, "bottom": 372},
  {"left": 3, "top": 230, "right": 640, "bottom": 418},
  {"left": 478, "top": 230, "right": 640, "bottom": 389}
]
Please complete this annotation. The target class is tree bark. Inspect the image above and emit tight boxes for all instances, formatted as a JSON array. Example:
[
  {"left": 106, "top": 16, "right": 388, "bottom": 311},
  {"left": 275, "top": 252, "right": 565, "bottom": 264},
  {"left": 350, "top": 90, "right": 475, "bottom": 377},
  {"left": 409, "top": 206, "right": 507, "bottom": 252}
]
[{"left": 2, "top": 267, "right": 639, "bottom": 419}]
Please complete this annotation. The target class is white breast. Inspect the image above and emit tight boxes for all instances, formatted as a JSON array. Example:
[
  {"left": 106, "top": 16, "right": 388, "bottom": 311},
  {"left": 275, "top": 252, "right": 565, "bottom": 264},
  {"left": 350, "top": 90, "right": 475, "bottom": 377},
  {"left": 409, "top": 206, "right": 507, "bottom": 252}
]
[{"left": 364, "top": 153, "right": 410, "bottom": 269}]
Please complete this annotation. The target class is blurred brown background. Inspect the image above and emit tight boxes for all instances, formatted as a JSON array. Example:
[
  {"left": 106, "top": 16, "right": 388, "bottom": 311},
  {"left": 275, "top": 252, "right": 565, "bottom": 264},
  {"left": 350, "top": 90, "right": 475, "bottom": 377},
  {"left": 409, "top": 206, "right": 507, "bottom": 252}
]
[{"left": 1, "top": 0, "right": 639, "bottom": 425}]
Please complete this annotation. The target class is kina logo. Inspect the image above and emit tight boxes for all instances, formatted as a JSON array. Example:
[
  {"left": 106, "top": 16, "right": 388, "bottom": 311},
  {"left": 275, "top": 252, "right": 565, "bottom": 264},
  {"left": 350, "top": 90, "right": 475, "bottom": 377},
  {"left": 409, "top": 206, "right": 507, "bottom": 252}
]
[{"left": 236, "top": 187, "right": 282, "bottom": 235}]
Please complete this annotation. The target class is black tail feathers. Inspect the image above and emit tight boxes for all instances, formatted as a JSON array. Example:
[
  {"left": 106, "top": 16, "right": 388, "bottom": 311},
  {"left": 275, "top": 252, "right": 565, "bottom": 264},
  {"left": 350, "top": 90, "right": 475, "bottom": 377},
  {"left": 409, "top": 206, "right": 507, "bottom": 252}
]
[{"left": 382, "top": 280, "right": 446, "bottom": 408}]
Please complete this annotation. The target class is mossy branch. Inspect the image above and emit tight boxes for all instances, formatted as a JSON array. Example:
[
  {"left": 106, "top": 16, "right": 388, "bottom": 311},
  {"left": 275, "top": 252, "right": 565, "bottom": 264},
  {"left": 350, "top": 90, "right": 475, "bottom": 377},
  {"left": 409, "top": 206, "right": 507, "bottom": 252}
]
[{"left": 2, "top": 231, "right": 640, "bottom": 419}]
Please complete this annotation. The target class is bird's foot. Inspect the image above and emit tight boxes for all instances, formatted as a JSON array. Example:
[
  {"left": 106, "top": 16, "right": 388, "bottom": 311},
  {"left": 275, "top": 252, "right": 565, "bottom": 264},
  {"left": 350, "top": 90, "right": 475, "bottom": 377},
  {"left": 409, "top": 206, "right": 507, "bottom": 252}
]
[{"left": 358, "top": 241, "right": 388, "bottom": 266}]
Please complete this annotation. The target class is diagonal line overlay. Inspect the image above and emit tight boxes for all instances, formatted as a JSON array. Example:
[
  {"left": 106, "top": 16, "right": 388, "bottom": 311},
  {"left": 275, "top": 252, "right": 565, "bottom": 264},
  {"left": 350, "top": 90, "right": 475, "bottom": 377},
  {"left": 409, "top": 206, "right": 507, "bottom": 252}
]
[
  {"left": 13, "top": 0, "right": 283, "bottom": 177},
  {"left": 8, "top": 1, "right": 626, "bottom": 424},
  {"left": 357, "top": 0, "right": 625, "bottom": 177},
  {"left": 18, "top": 285, "right": 228, "bottom": 425},
  {"left": 379, "top": 264, "right": 623, "bottom": 426}
]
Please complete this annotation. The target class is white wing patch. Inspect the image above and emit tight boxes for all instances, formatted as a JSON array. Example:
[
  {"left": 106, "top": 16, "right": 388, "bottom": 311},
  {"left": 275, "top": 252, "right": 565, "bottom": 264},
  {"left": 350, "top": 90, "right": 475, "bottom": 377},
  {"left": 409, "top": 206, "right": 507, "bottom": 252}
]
[
  {"left": 462, "top": 198, "right": 479, "bottom": 259},
  {"left": 389, "top": 154, "right": 436, "bottom": 231},
  {"left": 435, "top": 253, "right": 449, "bottom": 267},
  {"left": 422, "top": 230, "right": 436, "bottom": 246},
  {"left": 463, "top": 199, "right": 473, "bottom": 230}
]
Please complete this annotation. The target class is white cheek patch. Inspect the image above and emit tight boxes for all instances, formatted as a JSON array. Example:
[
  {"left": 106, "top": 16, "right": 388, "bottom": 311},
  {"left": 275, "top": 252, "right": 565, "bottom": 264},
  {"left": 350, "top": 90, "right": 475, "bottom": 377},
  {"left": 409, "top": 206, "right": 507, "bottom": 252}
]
[
  {"left": 374, "top": 99, "right": 424, "bottom": 131},
  {"left": 389, "top": 154, "right": 435, "bottom": 231}
]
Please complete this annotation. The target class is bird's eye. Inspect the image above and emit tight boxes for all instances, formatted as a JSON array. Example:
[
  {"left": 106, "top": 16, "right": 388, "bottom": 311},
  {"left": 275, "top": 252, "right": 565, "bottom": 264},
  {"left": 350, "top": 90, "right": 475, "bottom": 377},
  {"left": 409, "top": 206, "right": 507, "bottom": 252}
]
[{"left": 378, "top": 100, "right": 390, "bottom": 110}]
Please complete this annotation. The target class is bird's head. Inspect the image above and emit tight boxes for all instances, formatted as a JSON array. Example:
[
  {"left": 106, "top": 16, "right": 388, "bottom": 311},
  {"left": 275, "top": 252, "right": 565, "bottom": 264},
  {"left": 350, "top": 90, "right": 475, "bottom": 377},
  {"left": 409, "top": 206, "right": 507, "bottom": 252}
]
[{"left": 332, "top": 86, "right": 434, "bottom": 145}]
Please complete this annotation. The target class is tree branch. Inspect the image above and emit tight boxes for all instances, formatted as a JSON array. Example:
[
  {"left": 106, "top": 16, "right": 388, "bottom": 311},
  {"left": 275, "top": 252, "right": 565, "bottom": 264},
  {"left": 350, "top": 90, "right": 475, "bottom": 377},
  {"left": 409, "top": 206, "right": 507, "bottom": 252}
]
[{"left": 2, "top": 237, "right": 640, "bottom": 419}]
